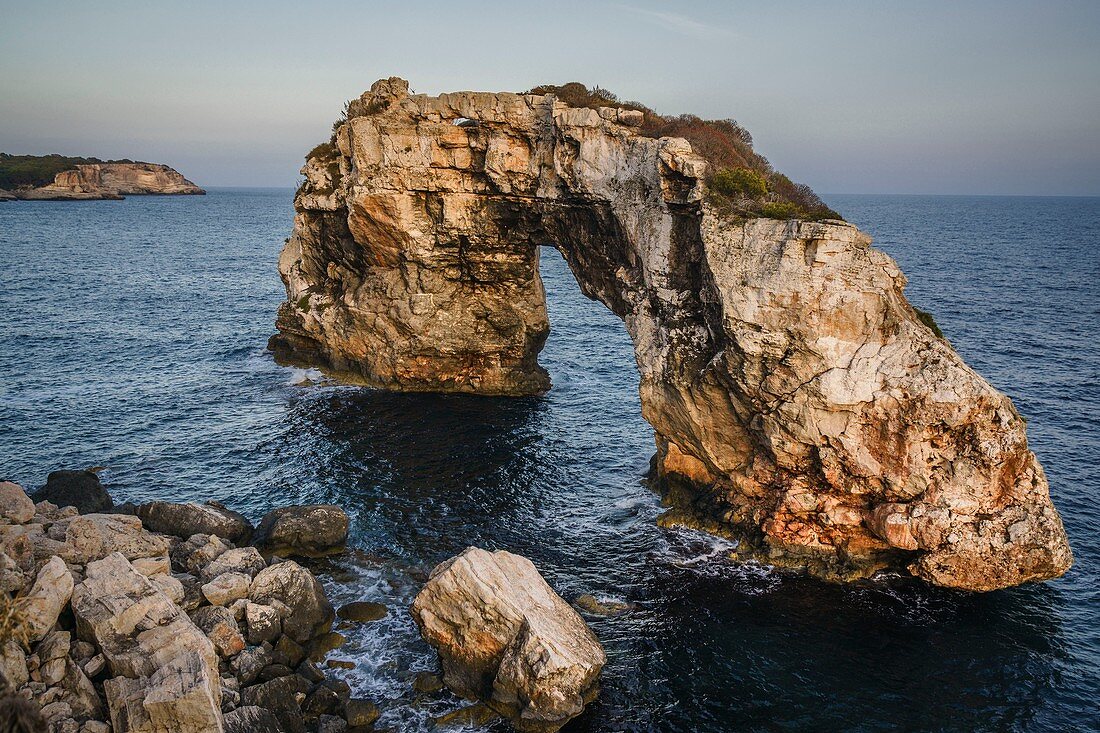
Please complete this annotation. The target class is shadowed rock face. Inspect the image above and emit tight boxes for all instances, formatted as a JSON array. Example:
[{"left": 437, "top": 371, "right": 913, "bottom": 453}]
[{"left": 272, "top": 77, "right": 1072, "bottom": 591}]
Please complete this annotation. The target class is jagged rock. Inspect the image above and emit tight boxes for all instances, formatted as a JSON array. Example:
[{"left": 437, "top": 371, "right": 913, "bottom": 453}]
[
  {"left": 201, "top": 547, "right": 267, "bottom": 582},
  {"left": 62, "top": 514, "right": 169, "bottom": 564},
  {"left": 0, "top": 482, "right": 35, "bottom": 524},
  {"left": 32, "top": 471, "right": 112, "bottom": 515},
  {"left": 301, "top": 685, "right": 343, "bottom": 719},
  {"left": 230, "top": 646, "right": 270, "bottom": 687},
  {"left": 240, "top": 676, "right": 311, "bottom": 733},
  {"left": 223, "top": 705, "right": 285, "bottom": 733},
  {"left": 57, "top": 656, "right": 104, "bottom": 720},
  {"left": 16, "top": 162, "right": 204, "bottom": 201},
  {"left": 251, "top": 506, "right": 349, "bottom": 558},
  {"left": 136, "top": 502, "right": 252, "bottom": 544},
  {"left": 344, "top": 698, "right": 379, "bottom": 727},
  {"left": 149, "top": 573, "right": 185, "bottom": 604},
  {"left": 273, "top": 78, "right": 1072, "bottom": 591},
  {"left": 70, "top": 552, "right": 220, "bottom": 702},
  {"left": 36, "top": 632, "right": 69, "bottom": 685},
  {"left": 0, "top": 638, "right": 29, "bottom": 687},
  {"left": 192, "top": 606, "right": 247, "bottom": 658},
  {"left": 131, "top": 556, "right": 171, "bottom": 577},
  {"left": 82, "top": 654, "right": 105, "bottom": 679},
  {"left": 103, "top": 651, "right": 223, "bottom": 733},
  {"left": 316, "top": 714, "right": 346, "bottom": 733},
  {"left": 23, "top": 556, "right": 74, "bottom": 643},
  {"left": 0, "top": 550, "right": 27, "bottom": 593},
  {"left": 248, "top": 562, "right": 334, "bottom": 643},
  {"left": 245, "top": 603, "right": 281, "bottom": 645},
  {"left": 171, "top": 534, "right": 231, "bottom": 575},
  {"left": 272, "top": 635, "right": 306, "bottom": 668},
  {"left": 202, "top": 572, "right": 252, "bottom": 607},
  {"left": 411, "top": 547, "right": 606, "bottom": 732}
]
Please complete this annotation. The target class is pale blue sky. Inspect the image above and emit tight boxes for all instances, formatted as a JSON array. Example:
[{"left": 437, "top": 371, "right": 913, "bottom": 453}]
[{"left": 2, "top": 1, "right": 1098, "bottom": 194}]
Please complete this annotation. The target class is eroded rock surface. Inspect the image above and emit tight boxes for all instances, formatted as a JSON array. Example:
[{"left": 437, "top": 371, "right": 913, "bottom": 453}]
[
  {"left": 17, "top": 163, "right": 204, "bottom": 200},
  {"left": 272, "top": 77, "right": 1071, "bottom": 591},
  {"left": 411, "top": 547, "right": 606, "bottom": 732}
]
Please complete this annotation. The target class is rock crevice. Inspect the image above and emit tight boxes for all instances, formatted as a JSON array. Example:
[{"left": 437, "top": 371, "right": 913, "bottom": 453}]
[{"left": 272, "top": 77, "right": 1072, "bottom": 591}]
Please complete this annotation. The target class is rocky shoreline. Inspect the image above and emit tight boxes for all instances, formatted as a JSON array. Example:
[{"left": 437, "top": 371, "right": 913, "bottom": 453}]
[
  {"left": 0, "top": 471, "right": 380, "bottom": 733},
  {"left": 1, "top": 471, "right": 609, "bottom": 733}
]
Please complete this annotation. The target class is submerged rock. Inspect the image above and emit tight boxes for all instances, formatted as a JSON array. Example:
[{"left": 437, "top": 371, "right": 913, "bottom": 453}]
[
  {"left": 273, "top": 77, "right": 1071, "bottom": 592},
  {"left": 411, "top": 547, "right": 606, "bottom": 732},
  {"left": 336, "top": 601, "right": 387, "bottom": 623},
  {"left": 252, "top": 505, "right": 349, "bottom": 558}
]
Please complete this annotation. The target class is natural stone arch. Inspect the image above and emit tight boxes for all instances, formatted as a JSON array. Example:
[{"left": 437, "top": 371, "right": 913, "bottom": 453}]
[{"left": 272, "top": 78, "right": 1071, "bottom": 591}]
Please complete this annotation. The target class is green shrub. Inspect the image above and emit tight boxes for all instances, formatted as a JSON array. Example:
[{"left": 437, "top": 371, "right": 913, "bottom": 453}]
[
  {"left": 914, "top": 308, "right": 944, "bottom": 338},
  {"left": 710, "top": 167, "right": 768, "bottom": 198},
  {"left": 759, "top": 201, "right": 800, "bottom": 219}
]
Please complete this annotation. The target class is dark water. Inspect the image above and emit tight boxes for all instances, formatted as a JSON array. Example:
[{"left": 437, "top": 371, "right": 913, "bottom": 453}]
[{"left": 1, "top": 190, "right": 1097, "bottom": 732}]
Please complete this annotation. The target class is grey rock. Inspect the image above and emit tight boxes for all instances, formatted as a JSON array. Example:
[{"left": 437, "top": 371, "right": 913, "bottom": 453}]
[
  {"left": 223, "top": 705, "right": 286, "bottom": 733},
  {"left": 252, "top": 506, "right": 348, "bottom": 559},
  {"left": 137, "top": 501, "right": 253, "bottom": 544},
  {"left": 32, "top": 471, "right": 112, "bottom": 515}
]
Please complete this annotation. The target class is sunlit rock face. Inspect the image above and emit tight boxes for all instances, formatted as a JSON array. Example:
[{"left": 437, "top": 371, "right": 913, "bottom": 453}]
[{"left": 273, "top": 77, "right": 1071, "bottom": 591}]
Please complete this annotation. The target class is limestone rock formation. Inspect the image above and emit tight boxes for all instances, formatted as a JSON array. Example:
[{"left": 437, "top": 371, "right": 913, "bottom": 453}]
[
  {"left": 411, "top": 547, "right": 606, "bottom": 732},
  {"left": 16, "top": 163, "right": 204, "bottom": 200},
  {"left": 273, "top": 77, "right": 1072, "bottom": 591},
  {"left": 137, "top": 501, "right": 253, "bottom": 545}
]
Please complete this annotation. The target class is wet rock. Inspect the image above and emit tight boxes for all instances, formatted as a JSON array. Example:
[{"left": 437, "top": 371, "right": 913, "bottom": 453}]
[
  {"left": 573, "top": 594, "right": 635, "bottom": 617},
  {"left": 317, "top": 714, "right": 347, "bottom": 733},
  {"left": 252, "top": 506, "right": 349, "bottom": 558},
  {"left": 33, "top": 470, "right": 112, "bottom": 515},
  {"left": 23, "top": 556, "right": 74, "bottom": 643},
  {"left": 433, "top": 702, "right": 498, "bottom": 728},
  {"left": 296, "top": 661, "right": 324, "bottom": 684},
  {"left": 344, "top": 699, "right": 379, "bottom": 727},
  {"left": 202, "top": 572, "right": 252, "bottom": 606},
  {"left": 136, "top": 501, "right": 253, "bottom": 544},
  {"left": 224, "top": 705, "right": 285, "bottom": 733},
  {"left": 192, "top": 606, "right": 247, "bottom": 658},
  {"left": 302, "top": 685, "right": 343, "bottom": 719},
  {"left": 245, "top": 602, "right": 282, "bottom": 645},
  {"left": 307, "top": 631, "right": 344, "bottom": 662},
  {"left": 412, "top": 547, "right": 606, "bottom": 732},
  {"left": 0, "top": 482, "right": 36, "bottom": 524},
  {"left": 248, "top": 561, "right": 334, "bottom": 643},
  {"left": 336, "top": 601, "right": 387, "bottom": 623},
  {"left": 273, "top": 635, "right": 306, "bottom": 668},
  {"left": 412, "top": 671, "right": 444, "bottom": 693},
  {"left": 103, "top": 651, "right": 222, "bottom": 733},
  {"left": 202, "top": 547, "right": 267, "bottom": 582}
]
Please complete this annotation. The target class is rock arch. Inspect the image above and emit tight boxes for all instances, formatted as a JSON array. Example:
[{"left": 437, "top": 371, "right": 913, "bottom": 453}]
[{"left": 272, "top": 78, "right": 1071, "bottom": 591}]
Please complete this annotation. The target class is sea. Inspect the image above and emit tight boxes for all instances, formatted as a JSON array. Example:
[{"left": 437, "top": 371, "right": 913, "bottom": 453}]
[{"left": 1, "top": 190, "right": 1097, "bottom": 732}]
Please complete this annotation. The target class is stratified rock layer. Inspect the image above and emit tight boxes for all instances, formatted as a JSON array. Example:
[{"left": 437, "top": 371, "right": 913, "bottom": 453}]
[
  {"left": 18, "top": 163, "right": 204, "bottom": 200},
  {"left": 273, "top": 77, "right": 1072, "bottom": 591}
]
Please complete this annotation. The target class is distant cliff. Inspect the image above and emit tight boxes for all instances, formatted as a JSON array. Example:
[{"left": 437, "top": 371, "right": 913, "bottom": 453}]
[{"left": 0, "top": 154, "right": 204, "bottom": 200}]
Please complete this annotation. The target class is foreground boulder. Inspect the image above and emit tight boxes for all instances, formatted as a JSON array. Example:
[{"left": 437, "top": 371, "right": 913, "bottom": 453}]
[
  {"left": 22, "top": 556, "right": 74, "bottom": 643},
  {"left": 103, "top": 651, "right": 223, "bottom": 733},
  {"left": 137, "top": 501, "right": 253, "bottom": 544},
  {"left": 248, "top": 560, "right": 334, "bottom": 643},
  {"left": 252, "top": 505, "right": 349, "bottom": 558},
  {"left": 411, "top": 547, "right": 606, "bottom": 732},
  {"left": 32, "top": 470, "right": 112, "bottom": 514},
  {"left": 273, "top": 77, "right": 1071, "bottom": 591}
]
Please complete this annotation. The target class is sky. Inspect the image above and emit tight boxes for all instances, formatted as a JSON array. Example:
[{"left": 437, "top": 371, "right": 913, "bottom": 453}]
[{"left": 2, "top": 0, "right": 1098, "bottom": 194}]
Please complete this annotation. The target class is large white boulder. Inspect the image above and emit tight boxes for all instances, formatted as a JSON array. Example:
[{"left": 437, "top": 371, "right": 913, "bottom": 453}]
[{"left": 411, "top": 547, "right": 605, "bottom": 732}]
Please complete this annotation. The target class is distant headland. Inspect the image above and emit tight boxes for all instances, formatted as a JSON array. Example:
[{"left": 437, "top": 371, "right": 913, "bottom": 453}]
[{"left": 0, "top": 153, "right": 204, "bottom": 200}]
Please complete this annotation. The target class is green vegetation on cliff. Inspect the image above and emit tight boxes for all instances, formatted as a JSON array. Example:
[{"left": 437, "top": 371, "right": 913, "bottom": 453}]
[
  {"left": 524, "top": 83, "right": 841, "bottom": 221},
  {"left": 0, "top": 153, "right": 140, "bottom": 190}
]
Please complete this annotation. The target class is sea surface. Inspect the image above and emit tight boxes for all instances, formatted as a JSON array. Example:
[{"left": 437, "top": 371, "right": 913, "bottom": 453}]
[{"left": 1, "top": 190, "right": 1097, "bottom": 732}]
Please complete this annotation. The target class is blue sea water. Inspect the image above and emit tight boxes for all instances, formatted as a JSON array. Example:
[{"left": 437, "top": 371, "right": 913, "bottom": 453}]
[{"left": 0, "top": 190, "right": 1097, "bottom": 732}]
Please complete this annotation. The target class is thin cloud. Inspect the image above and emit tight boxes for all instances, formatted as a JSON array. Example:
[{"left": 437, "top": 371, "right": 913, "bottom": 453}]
[{"left": 617, "top": 5, "right": 736, "bottom": 39}]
